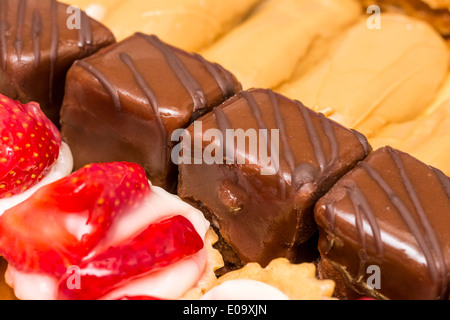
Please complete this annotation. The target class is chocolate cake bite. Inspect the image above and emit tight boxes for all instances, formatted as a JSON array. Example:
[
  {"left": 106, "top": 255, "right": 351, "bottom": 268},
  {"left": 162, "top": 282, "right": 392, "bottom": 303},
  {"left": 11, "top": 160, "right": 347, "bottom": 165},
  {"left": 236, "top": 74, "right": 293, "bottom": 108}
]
[
  {"left": 0, "top": 0, "right": 115, "bottom": 125},
  {"left": 315, "top": 146, "right": 450, "bottom": 300},
  {"left": 60, "top": 32, "right": 241, "bottom": 192},
  {"left": 177, "top": 88, "right": 371, "bottom": 270}
]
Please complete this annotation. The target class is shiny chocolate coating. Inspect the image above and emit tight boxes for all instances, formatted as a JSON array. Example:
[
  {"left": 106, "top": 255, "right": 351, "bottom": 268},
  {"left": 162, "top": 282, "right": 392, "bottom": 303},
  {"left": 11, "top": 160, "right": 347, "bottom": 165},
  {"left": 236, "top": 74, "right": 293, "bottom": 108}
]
[
  {"left": 315, "top": 146, "right": 450, "bottom": 300},
  {"left": 0, "top": 0, "right": 115, "bottom": 125},
  {"left": 178, "top": 88, "right": 371, "bottom": 267},
  {"left": 60, "top": 33, "right": 241, "bottom": 192}
]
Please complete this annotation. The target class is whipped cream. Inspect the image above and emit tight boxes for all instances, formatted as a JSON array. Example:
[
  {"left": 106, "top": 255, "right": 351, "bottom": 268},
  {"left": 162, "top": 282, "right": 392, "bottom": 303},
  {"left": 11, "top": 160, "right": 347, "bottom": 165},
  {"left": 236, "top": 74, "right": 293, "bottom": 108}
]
[
  {"left": 200, "top": 279, "right": 290, "bottom": 300},
  {"left": 0, "top": 142, "right": 73, "bottom": 216},
  {"left": 6, "top": 185, "right": 210, "bottom": 300}
]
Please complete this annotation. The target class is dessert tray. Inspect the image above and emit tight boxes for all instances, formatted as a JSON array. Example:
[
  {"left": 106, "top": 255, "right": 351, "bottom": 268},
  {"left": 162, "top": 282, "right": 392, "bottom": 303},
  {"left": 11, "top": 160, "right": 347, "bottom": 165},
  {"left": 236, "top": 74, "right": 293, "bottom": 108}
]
[{"left": 0, "top": 0, "right": 448, "bottom": 300}]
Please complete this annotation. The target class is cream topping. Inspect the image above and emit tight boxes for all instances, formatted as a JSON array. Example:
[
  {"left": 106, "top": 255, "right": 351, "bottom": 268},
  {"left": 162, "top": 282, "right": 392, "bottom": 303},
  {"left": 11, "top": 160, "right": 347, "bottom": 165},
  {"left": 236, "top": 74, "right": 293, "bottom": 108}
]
[
  {"left": 200, "top": 279, "right": 290, "bottom": 300},
  {"left": 6, "top": 185, "right": 210, "bottom": 300}
]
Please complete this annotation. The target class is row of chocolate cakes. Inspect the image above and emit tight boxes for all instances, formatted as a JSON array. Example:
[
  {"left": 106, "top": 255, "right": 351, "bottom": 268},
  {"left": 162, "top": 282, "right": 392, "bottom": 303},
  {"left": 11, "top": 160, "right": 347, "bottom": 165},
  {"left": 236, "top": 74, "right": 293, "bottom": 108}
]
[{"left": 0, "top": 0, "right": 448, "bottom": 300}]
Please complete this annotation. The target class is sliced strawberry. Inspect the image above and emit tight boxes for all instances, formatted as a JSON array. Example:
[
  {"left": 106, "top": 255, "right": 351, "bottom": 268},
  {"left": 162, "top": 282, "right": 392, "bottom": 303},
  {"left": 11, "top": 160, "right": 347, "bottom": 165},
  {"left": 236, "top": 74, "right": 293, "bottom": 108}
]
[
  {"left": 0, "top": 94, "right": 61, "bottom": 199},
  {"left": 0, "top": 162, "right": 150, "bottom": 277},
  {"left": 57, "top": 215, "right": 204, "bottom": 300}
]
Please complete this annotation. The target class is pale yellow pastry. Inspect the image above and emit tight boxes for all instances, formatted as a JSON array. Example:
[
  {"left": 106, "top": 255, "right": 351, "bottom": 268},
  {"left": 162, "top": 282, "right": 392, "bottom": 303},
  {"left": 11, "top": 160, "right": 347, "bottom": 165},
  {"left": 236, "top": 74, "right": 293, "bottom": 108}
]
[
  {"left": 421, "top": 0, "right": 450, "bottom": 9},
  {"left": 370, "top": 73, "right": 450, "bottom": 176},
  {"left": 279, "top": 13, "right": 449, "bottom": 137},
  {"left": 62, "top": 0, "right": 121, "bottom": 21},
  {"left": 101, "top": 0, "right": 263, "bottom": 51},
  {"left": 361, "top": 0, "right": 450, "bottom": 37},
  {"left": 201, "top": 0, "right": 362, "bottom": 90},
  {"left": 188, "top": 258, "right": 335, "bottom": 300}
]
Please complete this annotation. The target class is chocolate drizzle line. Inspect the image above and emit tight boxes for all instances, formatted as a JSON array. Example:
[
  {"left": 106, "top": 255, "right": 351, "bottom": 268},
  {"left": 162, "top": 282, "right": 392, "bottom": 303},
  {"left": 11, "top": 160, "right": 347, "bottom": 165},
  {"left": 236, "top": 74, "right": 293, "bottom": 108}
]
[
  {"left": 137, "top": 33, "right": 207, "bottom": 113},
  {"left": 48, "top": 0, "right": 58, "bottom": 104},
  {"left": 32, "top": 9, "right": 42, "bottom": 67},
  {"left": 242, "top": 91, "right": 285, "bottom": 197},
  {"left": 320, "top": 114, "right": 339, "bottom": 168},
  {"left": 119, "top": 52, "right": 167, "bottom": 165},
  {"left": 389, "top": 148, "right": 447, "bottom": 299},
  {"left": 14, "top": 0, "right": 26, "bottom": 61},
  {"left": 433, "top": 167, "right": 450, "bottom": 199},
  {"left": 76, "top": 60, "right": 122, "bottom": 112},
  {"left": 270, "top": 90, "right": 295, "bottom": 175},
  {"left": 0, "top": 0, "right": 7, "bottom": 69},
  {"left": 296, "top": 101, "right": 328, "bottom": 172},
  {"left": 360, "top": 153, "right": 447, "bottom": 298},
  {"left": 77, "top": 11, "right": 93, "bottom": 49},
  {"left": 346, "top": 181, "right": 384, "bottom": 278},
  {"left": 214, "top": 107, "right": 234, "bottom": 163},
  {"left": 193, "top": 53, "right": 234, "bottom": 100},
  {"left": 214, "top": 90, "right": 286, "bottom": 198},
  {"left": 213, "top": 62, "right": 237, "bottom": 98},
  {"left": 266, "top": 90, "right": 289, "bottom": 198}
]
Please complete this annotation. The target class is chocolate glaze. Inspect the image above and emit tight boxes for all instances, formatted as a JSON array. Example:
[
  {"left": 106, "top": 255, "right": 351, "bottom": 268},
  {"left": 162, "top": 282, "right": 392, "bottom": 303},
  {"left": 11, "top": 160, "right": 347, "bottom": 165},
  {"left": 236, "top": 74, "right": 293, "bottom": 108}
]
[
  {"left": 178, "top": 88, "right": 371, "bottom": 267},
  {"left": 60, "top": 33, "right": 241, "bottom": 192},
  {"left": 315, "top": 146, "right": 450, "bottom": 300},
  {"left": 0, "top": 0, "right": 115, "bottom": 125},
  {"left": 76, "top": 60, "right": 122, "bottom": 112},
  {"left": 137, "top": 33, "right": 207, "bottom": 114},
  {"left": 32, "top": 8, "right": 41, "bottom": 67}
]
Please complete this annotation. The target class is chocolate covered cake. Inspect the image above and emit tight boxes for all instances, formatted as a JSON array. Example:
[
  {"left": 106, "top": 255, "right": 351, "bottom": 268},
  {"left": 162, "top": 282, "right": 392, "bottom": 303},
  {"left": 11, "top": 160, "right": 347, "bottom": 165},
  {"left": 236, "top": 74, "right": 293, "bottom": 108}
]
[
  {"left": 0, "top": 0, "right": 115, "bottom": 125},
  {"left": 315, "top": 146, "right": 450, "bottom": 300},
  {"left": 178, "top": 88, "right": 371, "bottom": 271},
  {"left": 60, "top": 32, "right": 241, "bottom": 192},
  {"left": 0, "top": 0, "right": 448, "bottom": 301}
]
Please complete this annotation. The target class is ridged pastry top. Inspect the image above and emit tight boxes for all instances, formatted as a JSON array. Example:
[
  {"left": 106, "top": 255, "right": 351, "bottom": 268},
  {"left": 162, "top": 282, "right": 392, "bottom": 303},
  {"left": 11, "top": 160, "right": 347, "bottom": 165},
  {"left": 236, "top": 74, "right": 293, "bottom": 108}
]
[
  {"left": 280, "top": 13, "right": 449, "bottom": 138},
  {"left": 370, "top": 73, "right": 450, "bottom": 176},
  {"left": 66, "top": 0, "right": 264, "bottom": 51},
  {"left": 201, "top": 0, "right": 362, "bottom": 90}
]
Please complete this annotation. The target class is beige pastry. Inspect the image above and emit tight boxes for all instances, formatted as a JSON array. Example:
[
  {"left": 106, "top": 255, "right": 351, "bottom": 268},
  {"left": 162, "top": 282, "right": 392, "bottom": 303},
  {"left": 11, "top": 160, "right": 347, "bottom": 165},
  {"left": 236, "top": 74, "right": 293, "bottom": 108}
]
[
  {"left": 101, "top": 0, "right": 263, "bottom": 51},
  {"left": 61, "top": 0, "right": 121, "bottom": 21},
  {"left": 201, "top": 0, "right": 362, "bottom": 90},
  {"left": 279, "top": 13, "right": 449, "bottom": 137},
  {"left": 360, "top": 0, "right": 450, "bottom": 37},
  {"left": 370, "top": 73, "right": 450, "bottom": 176},
  {"left": 191, "top": 258, "right": 335, "bottom": 300}
]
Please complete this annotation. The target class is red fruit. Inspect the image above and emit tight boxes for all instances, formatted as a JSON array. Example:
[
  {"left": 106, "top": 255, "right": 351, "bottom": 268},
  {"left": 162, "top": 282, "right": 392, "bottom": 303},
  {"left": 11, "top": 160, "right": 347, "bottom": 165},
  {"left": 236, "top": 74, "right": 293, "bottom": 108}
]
[
  {"left": 0, "top": 94, "right": 61, "bottom": 199},
  {"left": 58, "top": 215, "right": 204, "bottom": 300},
  {"left": 116, "top": 296, "right": 163, "bottom": 301},
  {"left": 0, "top": 162, "right": 150, "bottom": 277}
]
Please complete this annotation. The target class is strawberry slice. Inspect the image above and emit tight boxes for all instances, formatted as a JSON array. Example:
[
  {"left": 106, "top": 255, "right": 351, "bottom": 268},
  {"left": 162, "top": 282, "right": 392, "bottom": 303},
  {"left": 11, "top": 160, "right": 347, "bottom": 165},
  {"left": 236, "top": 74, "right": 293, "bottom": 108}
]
[
  {"left": 58, "top": 215, "right": 204, "bottom": 300},
  {"left": 0, "top": 94, "right": 61, "bottom": 199},
  {"left": 0, "top": 162, "right": 150, "bottom": 277}
]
